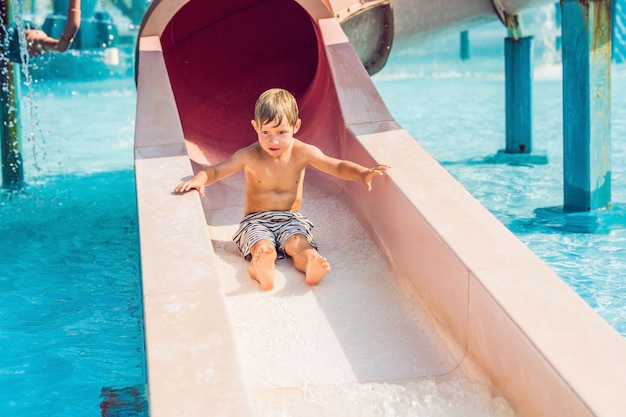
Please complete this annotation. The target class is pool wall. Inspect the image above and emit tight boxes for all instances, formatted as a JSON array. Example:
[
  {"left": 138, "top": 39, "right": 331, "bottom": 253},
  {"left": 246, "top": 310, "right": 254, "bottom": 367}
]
[{"left": 134, "top": 1, "right": 626, "bottom": 416}]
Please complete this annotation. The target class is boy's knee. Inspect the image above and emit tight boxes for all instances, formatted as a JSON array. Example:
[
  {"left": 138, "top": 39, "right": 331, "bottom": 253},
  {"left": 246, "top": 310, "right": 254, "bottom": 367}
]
[
  {"left": 284, "top": 234, "right": 310, "bottom": 252},
  {"left": 251, "top": 241, "right": 277, "bottom": 258}
]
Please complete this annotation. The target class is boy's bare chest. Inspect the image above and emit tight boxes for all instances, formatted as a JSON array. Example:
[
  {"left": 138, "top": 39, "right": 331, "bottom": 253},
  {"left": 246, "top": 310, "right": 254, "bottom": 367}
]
[{"left": 245, "top": 161, "right": 305, "bottom": 191}]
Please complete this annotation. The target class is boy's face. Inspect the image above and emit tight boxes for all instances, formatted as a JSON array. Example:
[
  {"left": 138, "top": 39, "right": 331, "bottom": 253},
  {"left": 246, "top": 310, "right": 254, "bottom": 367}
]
[{"left": 252, "top": 117, "right": 301, "bottom": 158}]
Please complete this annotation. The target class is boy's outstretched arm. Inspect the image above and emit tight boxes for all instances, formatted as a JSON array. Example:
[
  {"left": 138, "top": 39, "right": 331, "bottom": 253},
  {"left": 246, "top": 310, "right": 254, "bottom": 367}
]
[
  {"left": 307, "top": 145, "right": 389, "bottom": 191},
  {"left": 174, "top": 149, "right": 246, "bottom": 197}
]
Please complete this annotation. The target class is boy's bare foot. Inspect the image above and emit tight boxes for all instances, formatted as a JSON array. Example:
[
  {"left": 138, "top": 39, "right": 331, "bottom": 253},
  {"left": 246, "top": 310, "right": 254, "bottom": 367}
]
[
  {"left": 305, "top": 253, "right": 330, "bottom": 286},
  {"left": 249, "top": 252, "right": 275, "bottom": 291}
]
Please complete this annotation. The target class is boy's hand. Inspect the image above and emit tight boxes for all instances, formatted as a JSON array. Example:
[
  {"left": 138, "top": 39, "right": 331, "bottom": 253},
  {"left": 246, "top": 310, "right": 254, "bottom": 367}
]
[
  {"left": 363, "top": 164, "right": 390, "bottom": 191},
  {"left": 174, "top": 177, "right": 206, "bottom": 197}
]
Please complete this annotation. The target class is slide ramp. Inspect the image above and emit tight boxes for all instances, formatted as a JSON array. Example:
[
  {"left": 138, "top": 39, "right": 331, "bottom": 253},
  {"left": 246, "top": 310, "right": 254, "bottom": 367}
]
[{"left": 205, "top": 173, "right": 457, "bottom": 383}]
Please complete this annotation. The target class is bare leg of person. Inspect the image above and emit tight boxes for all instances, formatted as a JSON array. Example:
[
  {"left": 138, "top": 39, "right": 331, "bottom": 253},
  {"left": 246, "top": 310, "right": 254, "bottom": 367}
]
[
  {"left": 284, "top": 235, "right": 330, "bottom": 286},
  {"left": 249, "top": 240, "right": 277, "bottom": 291}
]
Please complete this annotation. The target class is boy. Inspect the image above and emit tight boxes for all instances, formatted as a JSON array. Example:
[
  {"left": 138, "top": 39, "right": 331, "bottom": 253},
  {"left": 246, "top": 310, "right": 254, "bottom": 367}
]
[{"left": 174, "top": 88, "right": 389, "bottom": 291}]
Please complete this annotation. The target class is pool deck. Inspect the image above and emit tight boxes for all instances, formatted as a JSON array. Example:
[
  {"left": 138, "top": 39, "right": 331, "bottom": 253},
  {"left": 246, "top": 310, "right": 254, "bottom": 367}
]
[{"left": 133, "top": 1, "right": 626, "bottom": 416}]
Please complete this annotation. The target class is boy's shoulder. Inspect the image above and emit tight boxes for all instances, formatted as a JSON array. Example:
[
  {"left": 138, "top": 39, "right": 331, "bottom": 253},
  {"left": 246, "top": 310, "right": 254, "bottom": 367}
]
[
  {"left": 234, "top": 142, "right": 260, "bottom": 157},
  {"left": 292, "top": 138, "right": 316, "bottom": 153},
  {"left": 292, "top": 138, "right": 324, "bottom": 157}
]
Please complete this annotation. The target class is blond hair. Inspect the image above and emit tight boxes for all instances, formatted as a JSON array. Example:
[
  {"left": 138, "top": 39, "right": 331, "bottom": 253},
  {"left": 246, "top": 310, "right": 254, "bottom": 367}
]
[{"left": 253, "top": 88, "right": 299, "bottom": 128}]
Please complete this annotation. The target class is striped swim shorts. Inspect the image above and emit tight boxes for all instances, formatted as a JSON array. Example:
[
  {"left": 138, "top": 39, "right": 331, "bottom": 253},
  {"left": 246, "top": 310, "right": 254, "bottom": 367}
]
[{"left": 232, "top": 211, "right": 317, "bottom": 261}]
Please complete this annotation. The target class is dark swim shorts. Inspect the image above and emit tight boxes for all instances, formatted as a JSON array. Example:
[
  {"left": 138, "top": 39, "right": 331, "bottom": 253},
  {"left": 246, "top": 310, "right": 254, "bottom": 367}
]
[{"left": 232, "top": 211, "right": 317, "bottom": 260}]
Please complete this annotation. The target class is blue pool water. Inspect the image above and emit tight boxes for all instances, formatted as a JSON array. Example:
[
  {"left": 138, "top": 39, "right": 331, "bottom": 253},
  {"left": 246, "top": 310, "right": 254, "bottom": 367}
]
[{"left": 0, "top": 77, "right": 147, "bottom": 416}]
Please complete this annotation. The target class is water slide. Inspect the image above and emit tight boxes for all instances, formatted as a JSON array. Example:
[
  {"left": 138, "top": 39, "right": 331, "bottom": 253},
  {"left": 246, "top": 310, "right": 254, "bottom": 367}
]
[{"left": 133, "top": 1, "right": 626, "bottom": 416}]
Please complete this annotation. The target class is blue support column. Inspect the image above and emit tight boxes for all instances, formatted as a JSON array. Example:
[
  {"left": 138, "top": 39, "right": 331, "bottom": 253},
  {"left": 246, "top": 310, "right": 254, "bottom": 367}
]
[
  {"left": 0, "top": 63, "right": 23, "bottom": 189},
  {"left": 460, "top": 31, "right": 470, "bottom": 60},
  {"left": 504, "top": 36, "right": 533, "bottom": 154},
  {"left": 1, "top": 0, "right": 24, "bottom": 188},
  {"left": 561, "top": 0, "right": 612, "bottom": 212}
]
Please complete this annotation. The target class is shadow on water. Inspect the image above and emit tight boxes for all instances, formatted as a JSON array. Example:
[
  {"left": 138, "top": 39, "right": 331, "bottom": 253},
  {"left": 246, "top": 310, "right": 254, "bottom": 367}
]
[
  {"left": 439, "top": 150, "right": 549, "bottom": 168},
  {"left": 508, "top": 204, "right": 626, "bottom": 234}
]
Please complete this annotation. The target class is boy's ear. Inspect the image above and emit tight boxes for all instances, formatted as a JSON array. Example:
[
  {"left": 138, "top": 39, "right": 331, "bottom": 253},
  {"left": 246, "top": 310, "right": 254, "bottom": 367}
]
[
  {"left": 294, "top": 119, "right": 302, "bottom": 133},
  {"left": 251, "top": 120, "right": 258, "bottom": 131}
]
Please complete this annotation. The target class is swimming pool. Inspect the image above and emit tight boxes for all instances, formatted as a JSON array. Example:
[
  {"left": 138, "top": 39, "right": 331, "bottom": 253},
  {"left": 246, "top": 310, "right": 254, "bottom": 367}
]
[{"left": 0, "top": 77, "right": 147, "bottom": 415}]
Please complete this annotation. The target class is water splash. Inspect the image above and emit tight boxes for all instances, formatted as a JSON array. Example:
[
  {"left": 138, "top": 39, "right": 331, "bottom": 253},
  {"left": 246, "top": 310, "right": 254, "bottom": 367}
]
[
  {"left": 16, "top": 0, "right": 49, "bottom": 176},
  {"left": 0, "top": 0, "right": 48, "bottom": 180},
  {"left": 531, "top": 4, "right": 562, "bottom": 81}
]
